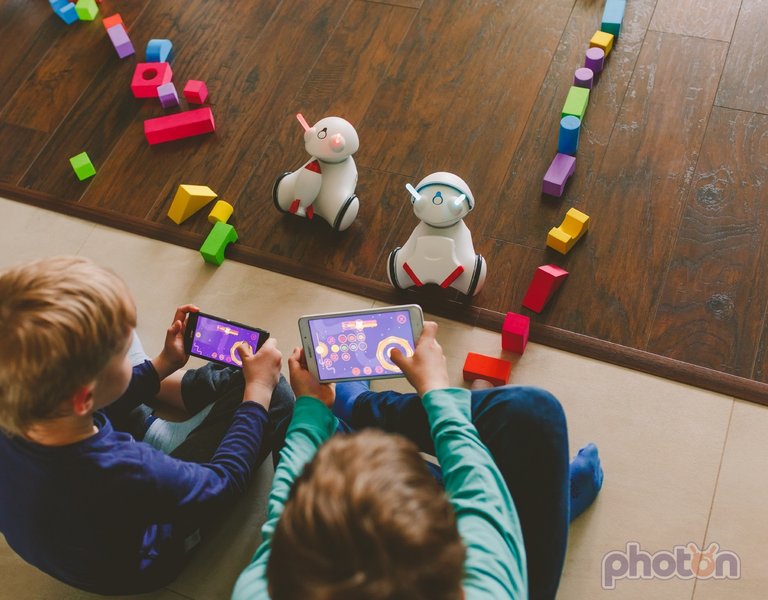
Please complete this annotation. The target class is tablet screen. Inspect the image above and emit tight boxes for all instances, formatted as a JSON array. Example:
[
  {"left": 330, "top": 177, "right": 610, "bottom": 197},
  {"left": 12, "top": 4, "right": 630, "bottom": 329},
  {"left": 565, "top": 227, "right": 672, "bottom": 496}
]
[{"left": 307, "top": 309, "right": 416, "bottom": 381}]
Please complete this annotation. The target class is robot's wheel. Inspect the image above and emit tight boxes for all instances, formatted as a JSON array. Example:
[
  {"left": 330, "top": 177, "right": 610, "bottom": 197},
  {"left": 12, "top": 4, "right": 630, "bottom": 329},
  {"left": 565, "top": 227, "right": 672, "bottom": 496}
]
[
  {"left": 272, "top": 172, "right": 292, "bottom": 213},
  {"left": 466, "top": 254, "right": 485, "bottom": 297},
  {"left": 332, "top": 194, "right": 359, "bottom": 231},
  {"left": 388, "top": 247, "right": 405, "bottom": 290}
]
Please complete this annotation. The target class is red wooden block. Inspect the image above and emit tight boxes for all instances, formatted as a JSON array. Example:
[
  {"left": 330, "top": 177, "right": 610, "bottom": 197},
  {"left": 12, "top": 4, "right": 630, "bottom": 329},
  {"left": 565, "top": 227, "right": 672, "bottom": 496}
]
[
  {"left": 131, "top": 62, "right": 173, "bottom": 98},
  {"left": 183, "top": 80, "right": 208, "bottom": 104},
  {"left": 102, "top": 13, "right": 122, "bottom": 30},
  {"left": 144, "top": 107, "right": 216, "bottom": 145},
  {"left": 462, "top": 352, "right": 512, "bottom": 387},
  {"left": 502, "top": 312, "right": 530, "bottom": 354},
  {"left": 522, "top": 265, "right": 569, "bottom": 313}
]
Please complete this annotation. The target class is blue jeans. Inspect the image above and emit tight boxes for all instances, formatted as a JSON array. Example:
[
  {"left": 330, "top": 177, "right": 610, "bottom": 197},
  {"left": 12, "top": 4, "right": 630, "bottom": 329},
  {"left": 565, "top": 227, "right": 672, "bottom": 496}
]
[{"left": 334, "top": 384, "right": 569, "bottom": 600}]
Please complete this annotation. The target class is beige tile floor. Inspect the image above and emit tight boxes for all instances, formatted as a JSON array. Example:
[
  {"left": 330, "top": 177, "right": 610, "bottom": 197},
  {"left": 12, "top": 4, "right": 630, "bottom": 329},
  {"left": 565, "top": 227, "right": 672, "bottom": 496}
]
[{"left": 0, "top": 197, "right": 764, "bottom": 600}]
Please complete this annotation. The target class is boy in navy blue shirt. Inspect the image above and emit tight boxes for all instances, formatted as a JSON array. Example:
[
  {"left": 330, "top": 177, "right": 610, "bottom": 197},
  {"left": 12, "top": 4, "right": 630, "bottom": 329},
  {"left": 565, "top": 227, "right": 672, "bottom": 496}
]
[{"left": 0, "top": 256, "right": 293, "bottom": 594}]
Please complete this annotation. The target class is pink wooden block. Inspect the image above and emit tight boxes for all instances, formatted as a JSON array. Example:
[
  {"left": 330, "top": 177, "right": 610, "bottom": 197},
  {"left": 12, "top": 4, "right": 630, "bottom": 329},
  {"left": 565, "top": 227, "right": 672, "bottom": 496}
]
[
  {"left": 183, "top": 80, "right": 208, "bottom": 104},
  {"left": 502, "top": 312, "right": 530, "bottom": 354},
  {"left": 144, "top": 107, "right": 215, "bottom": 145},
  {"left": 522, "top": 265, "right": 569, "bottom": 313},
  {"left": 131, "top": 62, "right": 173, "bottom": 98}
]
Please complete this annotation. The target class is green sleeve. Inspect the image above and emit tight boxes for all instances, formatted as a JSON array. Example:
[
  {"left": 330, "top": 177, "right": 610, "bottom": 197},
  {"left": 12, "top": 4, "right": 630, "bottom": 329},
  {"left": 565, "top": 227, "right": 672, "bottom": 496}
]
[
  {"left": 231, "top": 396, "right": 338, "bottom": 600},
  {"left": 421, "top": 388, "right": 528, "bottom": 599}
]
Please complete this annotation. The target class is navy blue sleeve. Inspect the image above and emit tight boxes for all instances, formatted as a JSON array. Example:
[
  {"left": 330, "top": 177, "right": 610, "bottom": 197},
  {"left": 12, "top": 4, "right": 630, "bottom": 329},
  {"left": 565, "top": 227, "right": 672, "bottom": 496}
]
[
  {"left": 138, "top": 401, "right": 269, "bottom": 520},
  {"left": 103, "top": 360, "right": 160, "bottom": 428}
]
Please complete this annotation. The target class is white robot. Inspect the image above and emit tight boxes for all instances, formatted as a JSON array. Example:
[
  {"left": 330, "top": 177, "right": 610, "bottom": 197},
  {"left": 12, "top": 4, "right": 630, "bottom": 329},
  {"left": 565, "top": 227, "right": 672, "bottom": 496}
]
[
  {"left": 273, "top": 113, "right": 360, "bottom": 231},
  {"left": 388, "top": 172, "right": 487, "bottom": 296}
]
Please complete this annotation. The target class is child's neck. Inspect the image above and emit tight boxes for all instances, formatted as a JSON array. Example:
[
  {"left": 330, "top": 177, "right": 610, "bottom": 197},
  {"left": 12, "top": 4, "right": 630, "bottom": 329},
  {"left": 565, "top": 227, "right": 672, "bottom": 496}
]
[{"left": 24, "top": 414, "right": 98, "bottom": 446}]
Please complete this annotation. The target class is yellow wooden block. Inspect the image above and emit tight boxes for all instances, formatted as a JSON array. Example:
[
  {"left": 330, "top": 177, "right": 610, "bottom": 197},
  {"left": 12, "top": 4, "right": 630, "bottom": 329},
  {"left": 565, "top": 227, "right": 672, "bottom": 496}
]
[
  {"left": 547, "top": 208, "right": 590, "bottom": 254},
  {"left": 168, "top": 184, "right": 217, "bottom": 225},
  {"left": 589, "top": 30, "right": 614, "bottom": 57},
  {"left": 208, "top": 200, "right": 234, "bottom": 224}
]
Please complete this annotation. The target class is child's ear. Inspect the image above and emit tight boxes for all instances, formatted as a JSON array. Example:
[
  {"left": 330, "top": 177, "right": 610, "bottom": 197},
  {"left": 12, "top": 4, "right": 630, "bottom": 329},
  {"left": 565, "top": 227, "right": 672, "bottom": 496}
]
[{"left": 70, "top": 384, "right": 95, "bottom": 416}]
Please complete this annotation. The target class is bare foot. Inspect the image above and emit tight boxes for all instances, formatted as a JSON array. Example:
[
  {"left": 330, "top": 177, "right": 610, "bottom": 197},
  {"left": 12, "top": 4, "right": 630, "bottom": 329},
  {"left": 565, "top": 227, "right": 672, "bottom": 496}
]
[{"left": 470, "top": 379, "right": 494, "bottom": 391}]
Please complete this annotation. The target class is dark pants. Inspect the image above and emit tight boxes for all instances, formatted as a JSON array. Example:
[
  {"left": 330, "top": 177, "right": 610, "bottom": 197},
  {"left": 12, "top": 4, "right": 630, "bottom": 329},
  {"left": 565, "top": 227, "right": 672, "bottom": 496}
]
[
  {"left": 336, "top": 384, "right": 569, "bottom": 600},
  {"left": 170, "top": 363, "right": 295, "bottom": 466}
]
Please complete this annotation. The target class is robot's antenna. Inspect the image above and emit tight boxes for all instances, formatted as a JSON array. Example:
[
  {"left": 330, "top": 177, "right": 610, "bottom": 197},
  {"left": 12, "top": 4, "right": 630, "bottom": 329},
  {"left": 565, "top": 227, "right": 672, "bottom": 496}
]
[
  {"left": 405, "top": 183, "right": 420, "bottom": 201},
  {"left": 296, "top": 113, "right": 311, "bottom": 132}
]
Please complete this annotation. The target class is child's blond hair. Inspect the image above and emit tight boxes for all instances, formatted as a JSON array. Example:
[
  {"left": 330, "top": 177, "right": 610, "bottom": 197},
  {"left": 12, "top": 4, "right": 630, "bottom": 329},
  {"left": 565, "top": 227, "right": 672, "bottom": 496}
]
[
  {"left": 267, "top": 429, "right": 466, "bottom": 600},
  {"left": 0, "top": 256, "right": 136, "bottom": 436}
]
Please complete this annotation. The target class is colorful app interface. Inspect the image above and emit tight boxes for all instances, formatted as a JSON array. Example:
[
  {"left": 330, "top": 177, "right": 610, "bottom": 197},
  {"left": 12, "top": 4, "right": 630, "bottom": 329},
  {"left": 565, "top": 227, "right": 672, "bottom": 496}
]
[
  {"left": 309, "top": 310, "right": 415, "bottom": 381},
  {"left": 191, "top": 316, "right": 262, "bottom": 367}
]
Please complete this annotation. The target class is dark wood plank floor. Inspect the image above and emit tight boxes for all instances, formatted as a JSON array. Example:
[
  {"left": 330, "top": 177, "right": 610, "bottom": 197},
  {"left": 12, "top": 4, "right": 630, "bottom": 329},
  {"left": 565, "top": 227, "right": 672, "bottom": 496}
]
[{"left": 2, "top": 0, "right": 767, "bottom": 404}]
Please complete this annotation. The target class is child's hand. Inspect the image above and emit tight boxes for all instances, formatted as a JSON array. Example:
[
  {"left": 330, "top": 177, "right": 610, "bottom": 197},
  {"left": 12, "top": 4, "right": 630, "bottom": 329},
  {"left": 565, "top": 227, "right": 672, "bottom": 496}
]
[
  {"left": 237, "top": 338, "right": 282, "bottom": 409},
  {"left": 390, "top": 321, "right": 450, "bottom": 397},
  {"left": 152, "top": 304, "right": 199, "bottom": 380},
  {"left": 288, "top": 347, "right": 335, "bottom": 407}
]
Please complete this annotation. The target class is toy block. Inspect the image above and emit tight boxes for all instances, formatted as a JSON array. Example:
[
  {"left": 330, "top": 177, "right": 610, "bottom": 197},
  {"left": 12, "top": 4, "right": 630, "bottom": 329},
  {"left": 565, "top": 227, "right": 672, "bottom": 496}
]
[
  {"left": 585, "top": 47, "right": 605, "bottom": 74},
  {"left": 547, "top": 208, "right": 590, "bottom": 254},
  {"left": 107, "top": 24, "right": 134, "bottom": 58},
  {"left": 557, "top": 115, "right": 581, "bottom": 156},
  {"left": 52, "top": 1, "right": 78, "bottom": 24},
  {"left": 502, "top": 312, "right": 530, "bottom": 354},
  {"left": 50, "top": 0, "right": 68, "bottom": 9},
  {"left": 131, "top": 62, "right": 173, "bottom": 98},
  {"left": 601, "top": 0, "right": 626, "bottom": 39},
  {"left": 183, "top": 80, "right": 208, "bottom": 104},
  {"left": 542, "top": 153, "right": 576, "bottom": 197},
  {"left": 144, "top": 107, "right": 216, "bottom": 145},
  {"left": 562, "top": 85, "right": 589, "bottom": 120},
  {"left": 146, "top": 39, "right": 173, "bottom": 63},
  {"left": 463, "top": 352, "right": 512, "bottom": 387},
  {"left": 208, "top": 200, "right": 234, "bottom": 224},
  {"left": 102, "top": 13, "right": 122, "bottom": 29},
  {"left": 69, "top": 152, "right": 96, "bottom": 181},
  {"left": 157, "top": 82, "right": 179, "bottom": 108},
  {"left": 573, "top": 67, "right": 594, "bottom": 90},
  {"left": 167, "top": 184, "right": 217, "bottom": 224},
  {"left": 75, "top": 0, "right": 98, "bottom": 20},
  {"left": 200, "top": 222, "right": 238, "bottom": 266},
  {"left": 522, "top": 265, "right": 569, "bottom": 313},
  {"left": 589, "top": 30, "right": 614, "bottom": 58}
]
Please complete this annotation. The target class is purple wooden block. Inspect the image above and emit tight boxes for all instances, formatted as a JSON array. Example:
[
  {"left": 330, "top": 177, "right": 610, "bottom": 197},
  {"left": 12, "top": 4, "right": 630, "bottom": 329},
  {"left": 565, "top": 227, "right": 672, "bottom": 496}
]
[
  {"left": 107, "top": 24, "right": 135, "bottom": 59},
  {"left": 157, "top": 82, "right": 179, "bottom": 108},
  {"left": 574, "top": 67, "right": 594, "bottom": 89},
  {"left": 542, "top": 153, "right": 576, "bottom": 197},
  {"left": 585, "top": 47, "right": 605, "bottom": 74}
]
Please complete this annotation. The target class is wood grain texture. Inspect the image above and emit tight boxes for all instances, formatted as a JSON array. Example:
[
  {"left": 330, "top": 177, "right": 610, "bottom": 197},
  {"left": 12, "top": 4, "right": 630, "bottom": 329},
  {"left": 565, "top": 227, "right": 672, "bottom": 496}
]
[
  {"left": 543, "top": 32, "right": 728, "bottom": 348},
  {"left": 647, "top": 107, "right": 768, "bottom": 380},
  {"left": 715, "top": 0, "right": 768, "bottom": 115},
  {"left": 649, "top": 0, "right": 741, "bottom": 42},
  {"left": 4, "top": 2, "right": 768, "bottom": 404}
]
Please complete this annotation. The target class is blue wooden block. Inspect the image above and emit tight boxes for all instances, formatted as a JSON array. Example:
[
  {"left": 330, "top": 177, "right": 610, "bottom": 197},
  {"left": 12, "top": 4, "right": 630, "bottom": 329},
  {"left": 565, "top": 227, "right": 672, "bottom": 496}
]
[
  {"left": 146, "top": 39, "right": 173, "bottom": 63},
  {"left": 601, "top": 0, "right": 626, "bottom": 39},
  {"left": 557, "top": 116, "right": 581, "bottom": 156},
  {"left": 51, "top": 0, "right": 78, "bottom": 24}
]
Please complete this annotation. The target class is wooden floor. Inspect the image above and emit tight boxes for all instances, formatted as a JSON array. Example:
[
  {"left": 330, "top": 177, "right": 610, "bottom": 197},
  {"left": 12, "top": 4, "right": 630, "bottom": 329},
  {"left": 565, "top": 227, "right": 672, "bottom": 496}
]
[{"left": 2, "top": 0, "right": 767, "bottom": 404}]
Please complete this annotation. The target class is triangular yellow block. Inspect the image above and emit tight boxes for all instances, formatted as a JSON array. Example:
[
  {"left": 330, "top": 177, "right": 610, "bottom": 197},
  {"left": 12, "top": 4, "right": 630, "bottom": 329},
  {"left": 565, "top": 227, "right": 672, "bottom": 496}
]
[{"left": 168, "top": 184, "right": 217, "bottom": 224}]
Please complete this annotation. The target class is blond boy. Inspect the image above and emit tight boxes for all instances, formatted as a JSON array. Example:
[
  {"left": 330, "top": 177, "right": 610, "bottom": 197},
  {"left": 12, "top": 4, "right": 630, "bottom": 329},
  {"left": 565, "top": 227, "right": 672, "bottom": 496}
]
[{"left": 0, "top": 256, "right": 292, "bottom": 594}]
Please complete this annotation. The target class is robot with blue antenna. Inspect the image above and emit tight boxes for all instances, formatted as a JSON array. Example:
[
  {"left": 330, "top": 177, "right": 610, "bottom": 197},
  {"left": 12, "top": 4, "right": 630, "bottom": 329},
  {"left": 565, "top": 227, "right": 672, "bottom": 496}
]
[
  {"left": 388, "top": 172, "right": 487, "bottom": 296},
  {"left": 273, "top": 113, "right": 360, "bottom": 231}
]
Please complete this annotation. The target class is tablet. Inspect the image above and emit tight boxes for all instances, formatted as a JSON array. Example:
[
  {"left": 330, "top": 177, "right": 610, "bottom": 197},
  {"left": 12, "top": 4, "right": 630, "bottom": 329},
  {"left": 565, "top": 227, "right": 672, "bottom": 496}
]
[{"left": 298, "top": 305, "right": 424, "bottom": 382}]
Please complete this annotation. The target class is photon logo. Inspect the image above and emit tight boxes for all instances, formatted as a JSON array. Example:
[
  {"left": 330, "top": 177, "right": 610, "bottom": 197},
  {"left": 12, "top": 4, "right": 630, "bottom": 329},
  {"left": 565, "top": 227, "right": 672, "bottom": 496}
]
[{"left": 602, "top": 542, "right": 740, "bottom": 590}]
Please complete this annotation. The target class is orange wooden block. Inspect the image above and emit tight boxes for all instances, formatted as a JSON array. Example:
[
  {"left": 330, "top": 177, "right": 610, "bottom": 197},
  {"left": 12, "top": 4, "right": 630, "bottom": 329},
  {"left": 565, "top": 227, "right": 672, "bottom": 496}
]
[{"left": 462, "top": 352, "right": 512, "bottom": 387}]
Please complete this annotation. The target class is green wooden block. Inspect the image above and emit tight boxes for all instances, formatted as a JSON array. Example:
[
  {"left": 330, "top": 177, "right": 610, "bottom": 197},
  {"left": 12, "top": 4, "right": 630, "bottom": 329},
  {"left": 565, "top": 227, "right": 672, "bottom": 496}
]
[
  {"left": 75, "top": 0, "right": 98, "bottom": 20},
  {"left": 69, "top": 151, "right": 96, "bottom": 180},
  {"left": 562, "top": 86, "right": 590, "bottom": 120},
  {"left": 200, "top": 222, "right": 238, "bottom": 266}
]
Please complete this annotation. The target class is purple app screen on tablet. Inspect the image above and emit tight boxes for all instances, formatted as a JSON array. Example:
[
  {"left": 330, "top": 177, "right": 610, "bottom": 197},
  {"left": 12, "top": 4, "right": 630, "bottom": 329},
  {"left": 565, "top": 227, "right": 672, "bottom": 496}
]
[
  {"left": 308, "top": 309, "right": 415, "bottom": 381},
  {"left": 191, "top": 315, "right": 263, "bottom": 367}
]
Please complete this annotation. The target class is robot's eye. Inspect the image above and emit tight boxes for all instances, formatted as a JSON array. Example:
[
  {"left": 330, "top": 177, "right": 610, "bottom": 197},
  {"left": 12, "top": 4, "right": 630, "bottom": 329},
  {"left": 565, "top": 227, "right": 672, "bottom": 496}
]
[
  {"left": 318, "top": 128, "right": 328, "bottom": 139},
  {"left": 432, "top": 192, "right": 444, "bottom": 205}
]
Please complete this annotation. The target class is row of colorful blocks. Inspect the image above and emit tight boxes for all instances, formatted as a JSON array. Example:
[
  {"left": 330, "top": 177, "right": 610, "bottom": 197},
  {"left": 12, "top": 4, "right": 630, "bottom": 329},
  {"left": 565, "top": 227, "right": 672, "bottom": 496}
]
[{"left": 50, "top": 0, "right": 99, "bottom": 24}]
